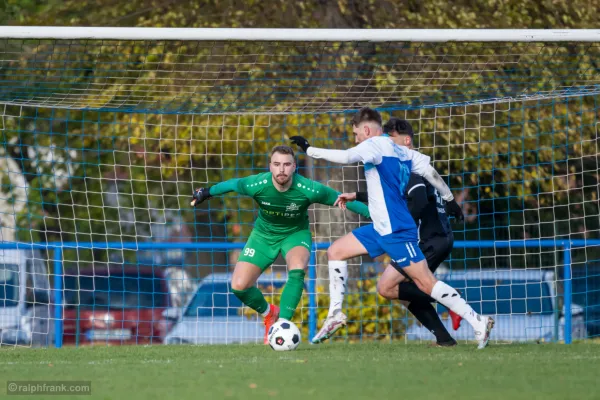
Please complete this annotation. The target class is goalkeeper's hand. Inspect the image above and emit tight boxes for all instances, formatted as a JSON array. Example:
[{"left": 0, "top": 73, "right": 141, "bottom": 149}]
[
  {"left": 190, "top": 187, "right": 212, "bottom": 207},
  {"left": 445, "top": 199, "right": 464, "bottom": 222},
  {"left": 334, "top": 192, "right": 358, "bottom": 211},
  {"left": 290, "top": 136, "right": 311, "bottom": 152}
]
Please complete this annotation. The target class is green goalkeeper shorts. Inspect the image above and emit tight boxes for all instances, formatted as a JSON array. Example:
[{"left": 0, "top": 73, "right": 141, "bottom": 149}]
[{"left": 237, "top": 229, "right": 312, "bottom": 271}]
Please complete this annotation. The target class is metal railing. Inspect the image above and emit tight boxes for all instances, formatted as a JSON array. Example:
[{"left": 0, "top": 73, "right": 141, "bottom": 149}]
[{"left": 0, "top": 239, "right": 591, "bottom": 347}]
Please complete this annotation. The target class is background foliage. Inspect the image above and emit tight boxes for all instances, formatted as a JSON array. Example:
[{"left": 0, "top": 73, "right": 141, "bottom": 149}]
[{"left": 1, "top": 1, "right": 599, "bottom": 276}]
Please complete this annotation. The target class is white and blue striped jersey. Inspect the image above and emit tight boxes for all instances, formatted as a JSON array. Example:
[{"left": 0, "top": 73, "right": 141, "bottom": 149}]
[{"left": 346, "top": 135, "right": 431, "bottom": 239}]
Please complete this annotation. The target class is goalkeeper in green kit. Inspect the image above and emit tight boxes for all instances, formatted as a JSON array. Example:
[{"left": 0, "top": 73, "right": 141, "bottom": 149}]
[{"left": 191, "top": 145, "right": 370, "bottom": 344}]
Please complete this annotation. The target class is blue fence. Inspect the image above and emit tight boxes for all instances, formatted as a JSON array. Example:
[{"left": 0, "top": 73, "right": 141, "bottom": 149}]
[{"left": 1, "top": 239, "right": 597, "bottom": 347}]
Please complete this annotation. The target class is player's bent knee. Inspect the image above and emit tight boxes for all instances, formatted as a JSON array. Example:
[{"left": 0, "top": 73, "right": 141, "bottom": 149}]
[
  {"left": 326, "top": 244, "right": 338, "bottom": 260},
  {"left": 376, "top": 280, "right": 395, "bottom": 300},
  {"left": 327, "top": 241, "right": 347, "bottom": 260},
  {"left": 377, "top": 286, "right": 392, "bottom": 299},
  {"left": 230, "top": 276, "right": 252, "bottom": 291}
]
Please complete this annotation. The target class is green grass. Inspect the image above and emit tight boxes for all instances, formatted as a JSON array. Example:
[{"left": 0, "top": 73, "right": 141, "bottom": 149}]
[{"left": 0, "top": 342, "right": 598, "bottom": 400}]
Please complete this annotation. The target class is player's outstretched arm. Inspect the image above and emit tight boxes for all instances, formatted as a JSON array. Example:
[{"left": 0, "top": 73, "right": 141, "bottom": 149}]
[
  {"left": 334, "top": 192, "right": 368, "bottom": 211},
  {"left": 190, "top": 177, "right": 248, "bottom": 207},
  {"left": 312, "top": 183, "right": 370, "bottom": 219},
  {"left": 408, "top": 149, "right": 463, "bottom": 221},
  {"left": 405, "top": 175, "right": 429, "bottom": 222},
  {"left": 290, "top": 136, "right": 364, "bottom": 165}
]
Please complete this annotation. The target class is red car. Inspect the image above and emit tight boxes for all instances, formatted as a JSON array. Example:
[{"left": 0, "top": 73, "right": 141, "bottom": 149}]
[{"left": 61, "top": 265, "right": 185, "bottom": 345}]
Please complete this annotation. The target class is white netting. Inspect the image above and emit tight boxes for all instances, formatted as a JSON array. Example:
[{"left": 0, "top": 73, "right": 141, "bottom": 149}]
[{"left": 1, "top": 31, "right": 599, "bottom": 346}]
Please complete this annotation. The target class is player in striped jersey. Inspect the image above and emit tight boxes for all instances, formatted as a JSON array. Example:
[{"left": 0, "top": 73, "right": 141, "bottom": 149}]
[
  {"left": 291, "top": 108, "right": 494, "bottom": 349},
  {"left": 333, "top": 117, "right": 463, "bottom": 346}
]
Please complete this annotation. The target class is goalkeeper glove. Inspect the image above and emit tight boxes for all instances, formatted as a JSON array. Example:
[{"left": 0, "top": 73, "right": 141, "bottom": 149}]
[
  {"left": 191, "top": 187, "right": 212, "bottom": 207},
  {"left": 290, "top": 136, "right": 311, "bottom": 152},
  {"left": 445, "top": 199, "right": 464, "bottom": 222}
]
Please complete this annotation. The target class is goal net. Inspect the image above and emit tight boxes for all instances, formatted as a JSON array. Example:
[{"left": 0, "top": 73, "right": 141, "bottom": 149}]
[{"left": 0, "top": 28, "right": 598, "bottom": 347}]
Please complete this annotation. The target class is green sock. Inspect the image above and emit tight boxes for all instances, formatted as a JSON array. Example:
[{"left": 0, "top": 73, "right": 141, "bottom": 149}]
[
  {"left": 231, "top": 287, "right": 269, "bottom": 315},
  {"left": 279, "top": 269, "right": 306, "bottom": 320}
]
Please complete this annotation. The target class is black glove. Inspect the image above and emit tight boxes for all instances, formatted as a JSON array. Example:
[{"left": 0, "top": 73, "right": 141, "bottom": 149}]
[
  {"left": 191, "top": 187, "right": 212, "bottom": 207},
  {"left": 290, "top": 136, "right": 311, "bottom": 152},
  {"left": 445, "top": 199, "right": 464, "bottom": 222}
]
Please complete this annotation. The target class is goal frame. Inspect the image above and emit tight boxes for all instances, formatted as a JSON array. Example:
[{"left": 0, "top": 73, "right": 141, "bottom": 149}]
[
  {"left": 1, "top": 27, "right": 600, "bottom": 42},
  {"left": 1, "top": 27, "right": 599, "bottom": 347}
]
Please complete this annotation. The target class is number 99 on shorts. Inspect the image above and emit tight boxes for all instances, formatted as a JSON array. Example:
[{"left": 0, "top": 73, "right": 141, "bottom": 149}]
[{"left": 243, "top": 248, "right": 255, "bottom": 257}]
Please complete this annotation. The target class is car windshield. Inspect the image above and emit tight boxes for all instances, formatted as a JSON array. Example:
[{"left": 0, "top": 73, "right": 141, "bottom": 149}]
[
  {"left": 0, "top": 264, "right": 19, "bottom": 307},
  {"left": 185, "top": 280, "right": 285, "bottom": 317},
  {"left": 443, "top": 279, "right": 554, "bottom": 315},
  {"left": 63, "top": 272, "right": 168, "bottom": 309}
]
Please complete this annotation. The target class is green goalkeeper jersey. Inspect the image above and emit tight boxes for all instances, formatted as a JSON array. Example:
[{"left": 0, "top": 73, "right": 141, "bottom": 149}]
[{"left": 208, "top": 172, "right": 370, "bottom": 237}]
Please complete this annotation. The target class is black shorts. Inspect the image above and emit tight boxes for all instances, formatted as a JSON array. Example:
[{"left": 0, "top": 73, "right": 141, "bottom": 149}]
[
  {"left": 421, "top": 233, "right": 454, "bottom": 273},
  {"left": 392, "top": 232, "right": 454, "bottom": 278}
]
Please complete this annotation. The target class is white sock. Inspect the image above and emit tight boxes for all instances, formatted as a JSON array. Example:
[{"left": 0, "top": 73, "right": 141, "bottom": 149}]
[
  {"left": 328, "top": 260, "right": 348, "bottom": 317},
  {"left": 430, "top": 281, "right": 481, "bottom": 328},
  {"left": 261, "top": 304, "right": 271, "bottom": 317}
]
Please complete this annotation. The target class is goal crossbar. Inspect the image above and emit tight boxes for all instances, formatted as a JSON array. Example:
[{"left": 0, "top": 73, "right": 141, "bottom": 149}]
[{"left": 1, "top": 27, "right": 600, "bottom": 42}]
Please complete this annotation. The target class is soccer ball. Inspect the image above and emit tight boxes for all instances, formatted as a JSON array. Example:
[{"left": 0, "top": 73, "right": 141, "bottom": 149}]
[{"left": 267, "top": 320, "right": 301, "bottom": 351}]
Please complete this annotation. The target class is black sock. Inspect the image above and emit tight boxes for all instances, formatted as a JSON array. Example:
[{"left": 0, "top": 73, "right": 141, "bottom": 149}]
[
  {"left": 407, "top": 301, "right": 454, "bottom": 344},
  {"left": 397, "top": 282, "right": 435, "bottom": 303}
]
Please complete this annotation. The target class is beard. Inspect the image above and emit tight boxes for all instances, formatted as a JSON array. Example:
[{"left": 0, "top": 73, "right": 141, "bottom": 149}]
[{"left": 275, "top": 174, "right": 291, "bottom": 185}]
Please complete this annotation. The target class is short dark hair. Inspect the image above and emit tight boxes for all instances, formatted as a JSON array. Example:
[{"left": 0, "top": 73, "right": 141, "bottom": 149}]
[
  {"left": 271, "top": 145, "right": 295, "bottom": 158},
  {"left": 351, "top": 107, "right": 382, "bottom": 127},
  {"left": 383, "top": 117, "right": 414, "bottom": 139}
]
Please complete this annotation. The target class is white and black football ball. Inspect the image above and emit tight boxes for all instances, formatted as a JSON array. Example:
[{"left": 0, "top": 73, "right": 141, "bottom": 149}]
[{"left": 267, "top": 320, "right": 301, "bottom": 351}]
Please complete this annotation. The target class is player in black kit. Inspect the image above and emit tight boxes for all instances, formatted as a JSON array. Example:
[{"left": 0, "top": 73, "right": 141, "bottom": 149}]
[{"left": 335, "top": 117, "right": 463, "bottom": 346}]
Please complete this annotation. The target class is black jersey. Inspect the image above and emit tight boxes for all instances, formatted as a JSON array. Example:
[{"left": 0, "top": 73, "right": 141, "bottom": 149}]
[{"left": 405, "top": 173, "right": 452, "bottom": 241}]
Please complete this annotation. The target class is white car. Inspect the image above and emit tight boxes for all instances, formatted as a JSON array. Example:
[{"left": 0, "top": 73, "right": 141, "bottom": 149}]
[
  {"left": 164, "top": 272, "right": 288, "bottom": 345},
  {"left": 405, "top": 269, "right": 587, "bottom": 343},
  {"left": 0, "top": 248, "right": 51, "bottom": 346}
]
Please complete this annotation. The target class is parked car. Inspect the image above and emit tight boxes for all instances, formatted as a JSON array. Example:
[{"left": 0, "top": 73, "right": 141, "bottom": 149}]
[
  {"left": 165, "top": 272, "right": 289, "bottom": 345},
  {"left": 405, "top": 269, "right": 587, "bottom": 343},
  {"left": 0, "top": 249, "right": 51, "bottom": 346},
  {"left": 11, "top": 264, "right": 195, "bottom": 346},
  {"left": 59, "top": 265, "right": 194, "bottom": 345}
]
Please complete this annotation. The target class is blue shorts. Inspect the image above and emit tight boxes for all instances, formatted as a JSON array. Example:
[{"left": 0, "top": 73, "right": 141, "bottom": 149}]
[{"left": 352, "top": 224, "right": 425, "bottom": 268}]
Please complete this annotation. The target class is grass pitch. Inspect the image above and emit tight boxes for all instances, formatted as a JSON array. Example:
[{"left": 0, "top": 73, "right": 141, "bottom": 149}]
[{"left": 0, "top": 342, "right": 597, "bottom": 400}]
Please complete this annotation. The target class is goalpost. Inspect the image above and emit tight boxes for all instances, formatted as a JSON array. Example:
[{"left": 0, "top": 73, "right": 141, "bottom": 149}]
[{"left": 0, "top": 27, "right": 599, "bottom": 347}]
